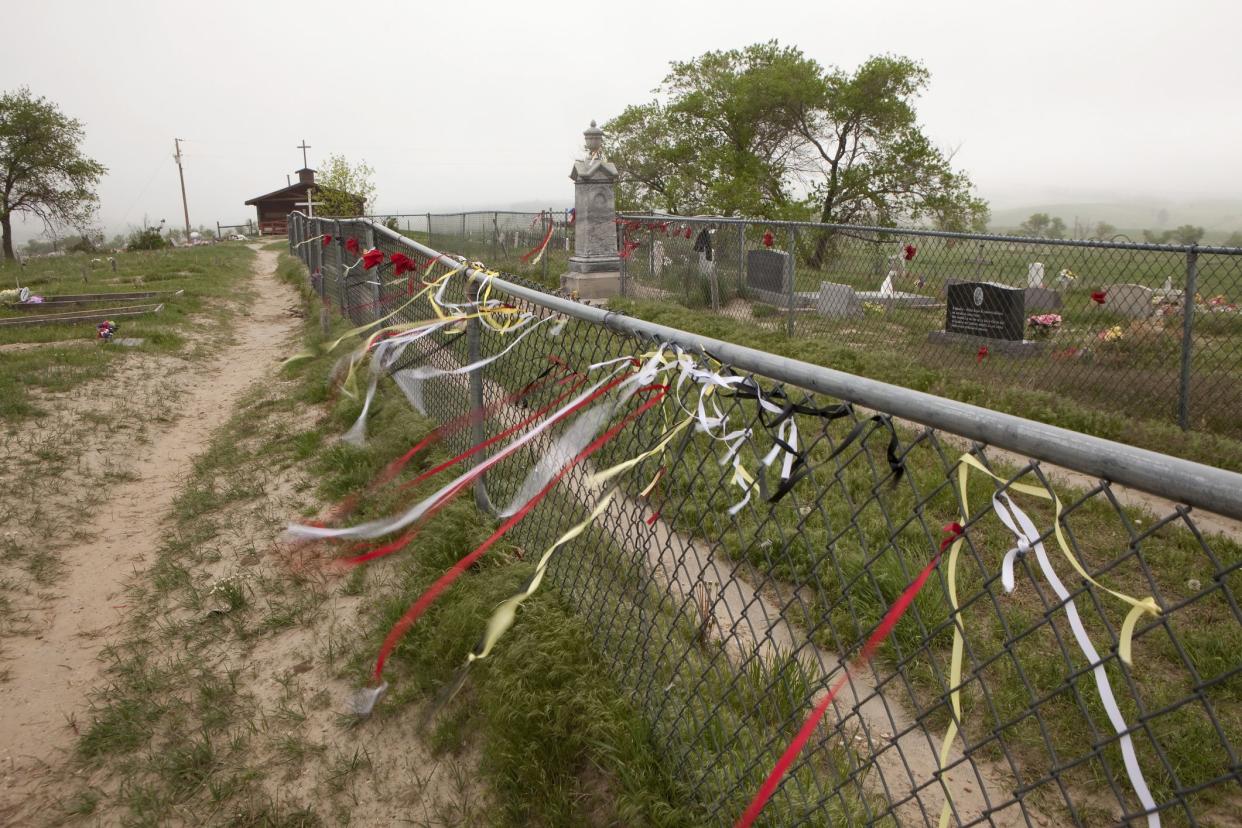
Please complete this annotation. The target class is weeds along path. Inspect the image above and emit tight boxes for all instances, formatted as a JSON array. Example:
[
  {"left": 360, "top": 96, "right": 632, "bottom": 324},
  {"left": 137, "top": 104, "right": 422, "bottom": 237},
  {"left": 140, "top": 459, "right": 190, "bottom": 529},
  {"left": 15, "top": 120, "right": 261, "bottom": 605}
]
[{"left": 0, "top": 246, "right": 299, "bottom": 812}]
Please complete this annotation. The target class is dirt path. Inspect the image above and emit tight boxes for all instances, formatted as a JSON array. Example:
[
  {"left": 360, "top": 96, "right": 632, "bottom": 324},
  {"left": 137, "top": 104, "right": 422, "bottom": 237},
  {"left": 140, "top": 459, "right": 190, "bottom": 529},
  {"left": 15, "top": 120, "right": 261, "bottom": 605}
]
[{"left": 0, "top": 246, "right": 300, "bottom": 813}]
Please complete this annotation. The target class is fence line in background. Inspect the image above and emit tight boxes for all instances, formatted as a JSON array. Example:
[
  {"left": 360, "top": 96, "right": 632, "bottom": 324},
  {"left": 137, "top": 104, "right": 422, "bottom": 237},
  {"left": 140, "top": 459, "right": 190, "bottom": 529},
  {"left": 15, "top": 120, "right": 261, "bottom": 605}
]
[
  {"left": 615, "top": 212, "right": 1242, "bottom": 438},
  {"left": 289, "top": 211, "right": 1242, "bottom": 827}
]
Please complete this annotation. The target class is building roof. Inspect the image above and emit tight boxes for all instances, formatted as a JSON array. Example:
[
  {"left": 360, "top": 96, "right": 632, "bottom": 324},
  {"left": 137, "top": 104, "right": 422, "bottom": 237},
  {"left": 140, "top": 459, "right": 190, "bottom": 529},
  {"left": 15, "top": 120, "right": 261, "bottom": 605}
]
[{"left": 244, "top": 181, "right": 313, "bottom": 206}]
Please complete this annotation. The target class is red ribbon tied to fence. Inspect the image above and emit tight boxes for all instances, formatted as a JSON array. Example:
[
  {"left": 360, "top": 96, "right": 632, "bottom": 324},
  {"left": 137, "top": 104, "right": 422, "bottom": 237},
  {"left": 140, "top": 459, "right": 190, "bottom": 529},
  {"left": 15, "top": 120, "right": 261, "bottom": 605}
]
[
  {"left": 390, "top": 252, "right": 416, "bottom": 276},
  {"left": 762, "top": 231, "right": 775, "bottom": 248},
  {"left": 361, "top": 248, "right": 385, "bottom": 270},
  {"left": 322, "top": 234, "right": 333, "bottom": 247},
  {"left": 345, "top": 237, "right": 360, "bottom": 255},
  {"left": 976, "top": 346, "right": 988, "bottom": 365},
  {"left": 940, "top": 521, "right": 964, "bottom": 551},
  {"left": 735, "top": 548, "right": 946, "bottom": 828},
  {"left": 1091, "top": 290, "right": 1107, "bottom": 304},
  {"left": 904, "top": 243, "right": 918, "bottom": 261}
]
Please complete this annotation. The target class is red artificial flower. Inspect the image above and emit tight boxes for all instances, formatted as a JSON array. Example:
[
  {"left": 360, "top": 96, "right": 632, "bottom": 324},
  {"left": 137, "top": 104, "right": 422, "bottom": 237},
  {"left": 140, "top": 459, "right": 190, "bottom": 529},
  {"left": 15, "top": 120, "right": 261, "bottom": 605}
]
[
  {"left": 904, "top": 244, "right": 917, "bottom": 261},
  {"left": 362, "top": 248, "right": 385, "bottom": 270},
  {"left": 321, "top": 234, "right": 333, "bottom": 247},
  {"left": 684, "top": 226, "right": 692, "bottom": 239},
  {"left": 976, "top": 346, "right": 988, "bottom": 365},
  {"left": 390, "top": 252, "right": 415, "bottom": 276},
  {"left": 1091, "top": 290, "right": 1107, "bottom": 304},
  {"left": 762, "top": 231, "right": 775, "bottom": 248},
  {"left": 345, "top": 237, "right": 360, "bottom": 255}
]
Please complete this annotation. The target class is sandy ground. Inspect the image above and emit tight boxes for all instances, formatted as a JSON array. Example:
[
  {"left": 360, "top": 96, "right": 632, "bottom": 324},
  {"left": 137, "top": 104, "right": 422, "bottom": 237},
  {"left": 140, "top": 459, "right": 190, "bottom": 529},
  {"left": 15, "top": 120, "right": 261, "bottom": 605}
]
[{"left": 0, "top": 247, "right": 300, "bottom": 816}]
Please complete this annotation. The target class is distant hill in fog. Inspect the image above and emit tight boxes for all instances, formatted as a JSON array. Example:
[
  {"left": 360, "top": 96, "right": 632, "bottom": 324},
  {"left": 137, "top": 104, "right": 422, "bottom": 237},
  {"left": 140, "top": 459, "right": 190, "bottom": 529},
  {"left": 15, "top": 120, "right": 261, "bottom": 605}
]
[{"left": 988, "top": 199, "right": 1242, "bottom": 236}]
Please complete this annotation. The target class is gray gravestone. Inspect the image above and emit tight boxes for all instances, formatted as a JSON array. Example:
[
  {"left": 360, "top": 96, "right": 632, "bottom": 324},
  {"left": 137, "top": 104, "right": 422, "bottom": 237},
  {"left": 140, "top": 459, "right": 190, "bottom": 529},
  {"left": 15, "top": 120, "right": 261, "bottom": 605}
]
[
  {"left": 746, "top": 249, "right": 791, "bottom": 294},
  {"left": 814, "top": 282, "right": 863, "bottom": 318},
  {"left": 1108, "top": 283, "right": 1157, "bottom": 318},
  {"left": 1025, "top": 286, "right": 1063, "bottom": 312},
  {"left": 945, "top": 281, "right": 1025, "bottom": 341}
]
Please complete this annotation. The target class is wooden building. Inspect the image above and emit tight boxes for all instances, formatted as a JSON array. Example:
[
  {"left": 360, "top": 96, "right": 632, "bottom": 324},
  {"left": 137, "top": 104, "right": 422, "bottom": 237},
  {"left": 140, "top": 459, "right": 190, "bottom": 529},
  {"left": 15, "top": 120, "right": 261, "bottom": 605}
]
[{"left": 243, "top": 168, "right": 363, "bottom": 235}]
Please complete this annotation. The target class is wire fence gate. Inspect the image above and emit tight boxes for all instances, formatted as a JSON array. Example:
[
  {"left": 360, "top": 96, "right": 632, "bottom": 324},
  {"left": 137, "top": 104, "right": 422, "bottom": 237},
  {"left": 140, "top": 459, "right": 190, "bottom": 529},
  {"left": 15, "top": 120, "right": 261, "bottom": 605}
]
[{"left": 290, "top": 212, "right": 1242, "bottom": 827}]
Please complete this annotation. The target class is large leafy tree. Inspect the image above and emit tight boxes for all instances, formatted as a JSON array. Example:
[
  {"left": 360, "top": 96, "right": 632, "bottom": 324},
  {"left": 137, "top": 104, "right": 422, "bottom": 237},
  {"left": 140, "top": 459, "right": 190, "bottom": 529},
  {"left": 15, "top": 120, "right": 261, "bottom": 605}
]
[
  {"left": 0, "top": 88, "right": 106, "bottom": 261},
  {"left": 314, "top": 153, "right": 375, "bottom": 218},
  {"left": 606, "top": 43, "right": 988, "bottom": 264}
]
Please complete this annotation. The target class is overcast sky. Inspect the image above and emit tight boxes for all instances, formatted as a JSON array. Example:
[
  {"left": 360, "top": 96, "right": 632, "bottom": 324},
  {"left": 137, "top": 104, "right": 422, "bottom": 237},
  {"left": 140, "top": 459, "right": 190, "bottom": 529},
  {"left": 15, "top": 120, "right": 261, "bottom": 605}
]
[{"left": 3, "top": 0, "right": 1240, "bottom": 241}]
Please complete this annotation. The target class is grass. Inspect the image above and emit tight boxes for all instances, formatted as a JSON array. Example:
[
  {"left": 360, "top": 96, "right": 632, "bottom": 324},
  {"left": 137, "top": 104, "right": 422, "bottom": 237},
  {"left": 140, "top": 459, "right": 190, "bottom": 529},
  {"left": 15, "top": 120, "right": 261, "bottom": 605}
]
[{"left": 0, "top": 244, "right": 257, "bottom": 423}]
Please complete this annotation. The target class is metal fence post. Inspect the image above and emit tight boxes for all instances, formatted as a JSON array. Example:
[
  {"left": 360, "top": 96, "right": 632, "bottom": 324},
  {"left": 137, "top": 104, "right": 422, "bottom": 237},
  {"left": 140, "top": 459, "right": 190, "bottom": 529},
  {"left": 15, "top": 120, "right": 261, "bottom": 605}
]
[
  {"left": 466, "top": 277, "right": 496, "bottom": 515},
  {"left": 1178, "top": 247, "right": 1199, "bottom": 430},
  {"left": 542, "top": 208, "right": 550, "bottom": 285},
  {"left": 738, "top": 224, "right": 746, "bottom": 297},
  {"left": 426, "top": 212, "right": 433, "bottom": 247},
  {"left": 335, "top": 219, "right": 346, "bottom": 315},
  {"left": 491, "top": 211, "right": 499, "bottom": 265},
  {"left": 786, "top": 227, "right": 798, "bottom": 337}
]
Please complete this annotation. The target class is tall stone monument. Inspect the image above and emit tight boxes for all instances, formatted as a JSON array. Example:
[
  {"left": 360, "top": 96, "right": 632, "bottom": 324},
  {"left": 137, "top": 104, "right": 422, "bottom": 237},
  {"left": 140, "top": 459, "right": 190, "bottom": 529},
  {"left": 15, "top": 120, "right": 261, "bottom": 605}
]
[{"left": 561, "top": 121, "right": 621, "bottom": 300}]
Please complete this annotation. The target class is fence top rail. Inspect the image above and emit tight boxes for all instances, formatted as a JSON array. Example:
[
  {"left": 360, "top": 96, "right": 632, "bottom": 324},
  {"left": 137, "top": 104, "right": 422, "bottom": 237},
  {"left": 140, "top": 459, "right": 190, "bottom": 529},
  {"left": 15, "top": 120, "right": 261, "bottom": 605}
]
[
  {"left": 292, "top": 211, "right": 1242, "bottom": 521},
  {"left": 617, "top": 211, "right": 1242, "bottom": 255}
]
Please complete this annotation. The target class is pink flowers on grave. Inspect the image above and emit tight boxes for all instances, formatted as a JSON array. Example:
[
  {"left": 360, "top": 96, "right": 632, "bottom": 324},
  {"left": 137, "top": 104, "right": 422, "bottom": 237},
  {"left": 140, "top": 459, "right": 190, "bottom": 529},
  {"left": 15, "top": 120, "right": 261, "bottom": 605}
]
[
  {"left": 1027, "top": 313, "right": 1062, "bottom": 337},
  {"left": 1097, "top": 325, "right": 1124, "bottom": 343},
  {"left": 362, "top": 248, "right": 385, "bottom": 270},
  {"left": 903, "top": 244, "right": 917, "bottom": 261}
]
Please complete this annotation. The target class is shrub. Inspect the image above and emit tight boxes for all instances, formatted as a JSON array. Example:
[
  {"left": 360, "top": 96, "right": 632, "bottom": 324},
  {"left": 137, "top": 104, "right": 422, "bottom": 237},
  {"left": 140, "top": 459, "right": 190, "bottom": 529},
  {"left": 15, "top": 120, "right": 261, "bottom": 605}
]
[{"left": 126, "top": 227, "right": 168, "bottom": 251}]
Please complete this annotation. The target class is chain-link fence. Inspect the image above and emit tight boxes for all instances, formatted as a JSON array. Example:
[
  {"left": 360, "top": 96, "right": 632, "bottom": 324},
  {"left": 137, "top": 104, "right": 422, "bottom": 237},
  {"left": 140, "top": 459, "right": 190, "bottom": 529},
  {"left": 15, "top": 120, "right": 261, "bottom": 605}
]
[
  {"left": 616, "top": 215, "right": 1242, "bottom": 441},
  {"left": 361, "top": 210, "right": 574, "bottom": 290},
  {"left": 290, "top": 212, "right": 1242, "bottom": 827}
]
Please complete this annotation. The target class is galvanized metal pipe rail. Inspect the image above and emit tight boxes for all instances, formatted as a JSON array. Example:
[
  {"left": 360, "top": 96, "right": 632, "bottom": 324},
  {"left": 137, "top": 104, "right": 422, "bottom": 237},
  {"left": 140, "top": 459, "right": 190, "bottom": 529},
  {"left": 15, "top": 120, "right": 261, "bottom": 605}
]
[{"left": 317, "top": 212, "right": 1242, "bottom": 522}]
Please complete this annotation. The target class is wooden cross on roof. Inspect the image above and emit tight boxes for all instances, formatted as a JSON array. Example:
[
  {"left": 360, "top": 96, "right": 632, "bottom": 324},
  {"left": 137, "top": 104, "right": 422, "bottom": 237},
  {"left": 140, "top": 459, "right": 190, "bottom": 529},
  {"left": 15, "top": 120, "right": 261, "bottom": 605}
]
[{"left": 298, "top": 139, "right": 311, "bottom": 168}]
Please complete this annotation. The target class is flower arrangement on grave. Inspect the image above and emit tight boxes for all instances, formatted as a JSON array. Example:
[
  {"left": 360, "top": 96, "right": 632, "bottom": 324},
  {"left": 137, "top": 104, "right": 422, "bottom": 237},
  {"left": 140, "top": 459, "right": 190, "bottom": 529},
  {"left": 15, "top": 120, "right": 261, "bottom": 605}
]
[
  {"left": 1097, "top": 324, "right": 1124, "bottom": 344},
  {"left": 862, "top": 302, "right": 886, "bottom": 314},
  {"left": 1202, "top": 294, "right": 1239, "bottom": 313},
  {"left": 1027, "top": 313, "right": 1062, "bottom": 337}
]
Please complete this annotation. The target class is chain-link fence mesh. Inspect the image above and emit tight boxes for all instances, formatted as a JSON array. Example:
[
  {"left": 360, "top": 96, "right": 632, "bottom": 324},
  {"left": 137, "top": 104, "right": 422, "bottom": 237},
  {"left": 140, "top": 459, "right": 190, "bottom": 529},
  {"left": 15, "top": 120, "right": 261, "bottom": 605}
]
[
  {"left": 290, "top": 213, "right": 1242, "bottom": 827},
  {"left": 615, "top": 215, "right": 1242, "bottom": 441}
]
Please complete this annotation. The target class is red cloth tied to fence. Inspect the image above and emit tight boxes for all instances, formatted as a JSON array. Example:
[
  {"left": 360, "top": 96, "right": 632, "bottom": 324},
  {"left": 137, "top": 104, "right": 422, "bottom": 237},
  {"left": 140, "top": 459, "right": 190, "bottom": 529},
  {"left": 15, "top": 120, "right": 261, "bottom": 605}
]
[
  {"left": 322, "top": 234, "right": 333, "bottom": 247},
  {"left": 362, "top": 248, "right": 385, "bottom": 270},
  {"left": 345, "top": 237, "right": 360, "bottom": 254},
  {"left": 390, "top": 252, "right": 416, "bottom": 276}
]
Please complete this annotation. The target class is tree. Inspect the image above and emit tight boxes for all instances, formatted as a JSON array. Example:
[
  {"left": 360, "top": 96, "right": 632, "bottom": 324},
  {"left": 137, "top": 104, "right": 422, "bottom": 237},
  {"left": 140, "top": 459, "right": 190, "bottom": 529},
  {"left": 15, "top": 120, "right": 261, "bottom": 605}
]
[
  {"left": 605, "top": 44, "right": 987, "bottom": 263},
  {"left": 1017, "top": 213, "right": 1067, "bottom": 238},
  {"left": 1224, "top": 230, "right": 1242, "bottom": 247},
  {"left": 1141, "top": 228, "right": 1171, "bottom": 244},
  {"left": 1168, "top": 224, "right": 1205, "bottom": 245},
  {"left": 1093, "top": 221, "right": 1117, "bottom": 239},
  {"left": 0, "top": 88, "right": 106, "bottom": 261},
  {"left": 314, "top": 154, "right": 374, "bottom": 217}
]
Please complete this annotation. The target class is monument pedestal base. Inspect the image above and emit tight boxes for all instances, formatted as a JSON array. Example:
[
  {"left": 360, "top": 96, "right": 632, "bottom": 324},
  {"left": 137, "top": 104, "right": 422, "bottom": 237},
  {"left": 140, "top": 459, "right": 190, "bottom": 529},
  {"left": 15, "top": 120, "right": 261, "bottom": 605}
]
[
  {"left": 928, "top": 330, "right": 1047, "bottom": 357},
  {"left": 561, "top": 271, "right": 620, "bottom": 301}
]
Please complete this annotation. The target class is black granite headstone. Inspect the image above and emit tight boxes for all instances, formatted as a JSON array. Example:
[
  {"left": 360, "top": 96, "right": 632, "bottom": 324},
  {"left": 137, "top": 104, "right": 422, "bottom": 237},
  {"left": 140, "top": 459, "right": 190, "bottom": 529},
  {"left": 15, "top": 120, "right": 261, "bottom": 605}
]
[
  {"left": 746, "top": 250, "right": 791, "bottom": 294},
  {"left": 945, "top": 282, "right": 1025, "bottom": 341}
]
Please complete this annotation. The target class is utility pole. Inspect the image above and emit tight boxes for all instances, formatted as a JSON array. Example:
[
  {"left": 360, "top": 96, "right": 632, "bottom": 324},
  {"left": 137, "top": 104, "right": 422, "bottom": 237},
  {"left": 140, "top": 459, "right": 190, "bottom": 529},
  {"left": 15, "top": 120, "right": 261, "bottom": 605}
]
[{"left": 174, "top": 138, "right": 191, "bottom": 243}]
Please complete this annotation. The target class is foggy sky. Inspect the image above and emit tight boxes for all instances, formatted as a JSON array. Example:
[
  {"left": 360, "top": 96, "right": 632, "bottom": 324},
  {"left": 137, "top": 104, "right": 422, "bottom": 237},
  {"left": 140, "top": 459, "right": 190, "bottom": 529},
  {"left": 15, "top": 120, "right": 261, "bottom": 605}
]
[{"left": 3, "top": 0, "right": 1240, "bottom": 243}]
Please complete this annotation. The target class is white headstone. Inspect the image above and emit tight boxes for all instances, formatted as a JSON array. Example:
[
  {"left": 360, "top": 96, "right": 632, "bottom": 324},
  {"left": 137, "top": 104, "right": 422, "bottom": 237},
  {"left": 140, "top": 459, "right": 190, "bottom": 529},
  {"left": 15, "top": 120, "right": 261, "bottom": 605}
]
[
  {"left": 652, "top": 240, "right": 666, "bottom": 276},
  {"left": 1028, "top": 262, "right": 1045, "bottom": 288}
]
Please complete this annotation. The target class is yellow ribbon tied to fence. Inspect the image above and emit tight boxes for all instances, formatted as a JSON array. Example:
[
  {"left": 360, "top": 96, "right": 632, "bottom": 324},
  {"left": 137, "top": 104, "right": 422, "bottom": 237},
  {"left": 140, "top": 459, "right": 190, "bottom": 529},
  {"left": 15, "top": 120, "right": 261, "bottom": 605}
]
[{"left": 935, "top": 452, "right": 1161, "bottom": 828}]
